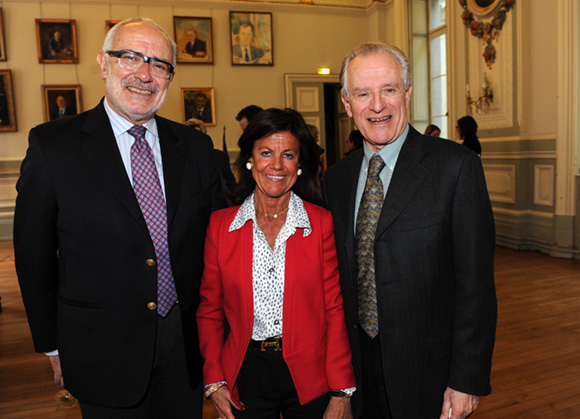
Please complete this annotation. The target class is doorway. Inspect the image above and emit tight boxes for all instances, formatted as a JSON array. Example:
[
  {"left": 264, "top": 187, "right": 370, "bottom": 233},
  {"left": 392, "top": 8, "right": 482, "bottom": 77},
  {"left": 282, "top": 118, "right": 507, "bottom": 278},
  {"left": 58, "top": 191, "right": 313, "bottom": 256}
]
[{"left": 284, "top": 74, "right": 353, "bottom": 169}]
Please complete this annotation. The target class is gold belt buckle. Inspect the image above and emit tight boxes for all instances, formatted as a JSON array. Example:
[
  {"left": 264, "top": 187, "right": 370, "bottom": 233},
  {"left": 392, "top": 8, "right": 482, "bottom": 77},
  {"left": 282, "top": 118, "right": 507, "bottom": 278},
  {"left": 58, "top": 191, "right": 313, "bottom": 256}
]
[{"left": 260, "top": 336, "right": 282, "bottom": 351}]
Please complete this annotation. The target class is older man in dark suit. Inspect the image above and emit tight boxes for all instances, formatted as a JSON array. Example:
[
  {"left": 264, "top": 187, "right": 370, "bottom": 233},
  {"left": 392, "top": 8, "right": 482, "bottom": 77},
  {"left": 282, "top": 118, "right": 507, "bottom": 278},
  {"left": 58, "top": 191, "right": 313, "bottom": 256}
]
[
  {"left": 14, "top": 17, "right": 225, "bottom": 418},
  {"left": 322, "top": 42, "right": 497, "bottom": 419}
]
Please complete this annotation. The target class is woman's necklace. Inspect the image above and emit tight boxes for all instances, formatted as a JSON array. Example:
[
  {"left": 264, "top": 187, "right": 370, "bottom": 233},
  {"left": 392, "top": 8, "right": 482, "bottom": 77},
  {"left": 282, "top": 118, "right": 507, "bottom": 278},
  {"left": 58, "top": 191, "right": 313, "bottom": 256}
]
[{"left": 255, "top": 206, "right": 289, "bottom": 219}]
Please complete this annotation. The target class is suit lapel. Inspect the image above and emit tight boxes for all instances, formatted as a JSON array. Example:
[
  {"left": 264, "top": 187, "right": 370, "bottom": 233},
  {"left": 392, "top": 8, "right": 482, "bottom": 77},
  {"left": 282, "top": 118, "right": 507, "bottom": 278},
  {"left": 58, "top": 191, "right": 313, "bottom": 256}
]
[
  {"left": 339, "top": 151, "right": 364, "bottom": 248},
  {"left": 79, "top": 102, "right": 149, "bottom": 234},
  {"left": 376, "top": 127, "right": 429, "bottom": 238},
  {"left": 156, "top": 117, "right": 185, "bottom": 228}
]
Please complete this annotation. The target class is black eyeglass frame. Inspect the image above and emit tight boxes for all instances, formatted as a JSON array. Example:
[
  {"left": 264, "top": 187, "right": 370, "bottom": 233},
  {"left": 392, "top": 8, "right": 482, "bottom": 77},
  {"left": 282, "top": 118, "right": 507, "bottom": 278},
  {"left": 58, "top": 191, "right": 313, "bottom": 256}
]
[{"left": 106, "top": 49, "right": 175, "bottom": 79}]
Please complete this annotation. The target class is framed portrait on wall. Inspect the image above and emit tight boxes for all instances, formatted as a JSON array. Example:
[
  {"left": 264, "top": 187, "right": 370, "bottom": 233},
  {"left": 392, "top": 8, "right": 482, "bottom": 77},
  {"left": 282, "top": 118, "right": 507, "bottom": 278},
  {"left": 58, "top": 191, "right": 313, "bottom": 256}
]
[
  {"left": 0, "top": 8, "right": 6, "bottom": 61},
  {"left": 106, "top": 20, "right": 121, "bottom": 33},
  {"left": 181, "top": 88, "right": 215, "bottom": 127},
  {"left": 0, "top": 70, "right": 17, "bottom": 132},
  {"left": 174, "top": 16, "right": 213, "bottom": 64},
  {"left": 41, "top": 85, "right": 82, "bottom": 123},
  {"left": 230, "top": 11, "right": 273, "bottom": 66},
  {"left": 36, "top": 19, "right": 79, "bottom": 64}
]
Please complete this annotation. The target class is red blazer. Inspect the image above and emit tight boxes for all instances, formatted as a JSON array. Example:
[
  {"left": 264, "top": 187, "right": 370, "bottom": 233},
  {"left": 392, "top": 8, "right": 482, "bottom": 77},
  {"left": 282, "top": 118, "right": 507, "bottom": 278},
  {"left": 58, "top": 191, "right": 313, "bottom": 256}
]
[{"left": 197, "top": 201, "right": 355, "bottom": 406}]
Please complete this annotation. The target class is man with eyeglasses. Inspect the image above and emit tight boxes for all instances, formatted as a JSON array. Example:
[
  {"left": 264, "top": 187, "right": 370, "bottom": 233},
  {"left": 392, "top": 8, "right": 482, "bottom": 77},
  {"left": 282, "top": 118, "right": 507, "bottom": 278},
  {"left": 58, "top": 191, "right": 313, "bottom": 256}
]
[
  {"left": 322, "top": 43, "right": 497, "bottom": 419},
  {"left": 14, "top": 17, "right": 226, "bottom": 418}
]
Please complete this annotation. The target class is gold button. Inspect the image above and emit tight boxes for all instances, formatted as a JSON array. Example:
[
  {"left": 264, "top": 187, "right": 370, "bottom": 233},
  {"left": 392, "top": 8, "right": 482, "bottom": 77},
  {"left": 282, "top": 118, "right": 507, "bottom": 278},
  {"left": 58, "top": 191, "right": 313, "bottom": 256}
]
[
  {"left": 146, "top": 259, "right": 156, "bottom": 267},
  {"left": 147, "top": 302, "right": 157, "bottom": 310}
]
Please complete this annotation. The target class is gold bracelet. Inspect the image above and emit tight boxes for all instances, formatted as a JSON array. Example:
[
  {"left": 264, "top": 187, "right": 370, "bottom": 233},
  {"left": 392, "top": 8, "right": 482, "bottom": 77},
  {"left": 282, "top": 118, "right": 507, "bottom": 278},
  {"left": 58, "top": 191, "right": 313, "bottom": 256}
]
[{"left": 204, "top": 382, "right": 226, "bottom": 399}]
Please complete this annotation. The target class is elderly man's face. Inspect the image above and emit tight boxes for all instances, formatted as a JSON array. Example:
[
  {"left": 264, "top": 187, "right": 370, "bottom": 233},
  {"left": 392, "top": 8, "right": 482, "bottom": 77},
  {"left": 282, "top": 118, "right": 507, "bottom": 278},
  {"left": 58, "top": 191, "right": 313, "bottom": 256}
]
[
  {"left": 342, "top": 53, "right": 412, "bottom": 152},
  {"left": 97, "top": 22, "right": 173, "bottom": 125},
  {"left": 185, "top": 30, "right": 196, "bottom": 42},
  {"left": 239, "top": 26, "right": 253, "bottom": 48},
  {"left": 56, "top": 96, "right": 66, "bottom": 108}
]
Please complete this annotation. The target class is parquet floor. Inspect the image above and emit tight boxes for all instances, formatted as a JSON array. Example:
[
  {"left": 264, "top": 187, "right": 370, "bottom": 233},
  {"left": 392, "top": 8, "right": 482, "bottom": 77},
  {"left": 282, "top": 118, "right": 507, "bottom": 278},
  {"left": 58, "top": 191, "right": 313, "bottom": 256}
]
[{"left": 1, "top": 241, "right": 579, "bottom": 418}]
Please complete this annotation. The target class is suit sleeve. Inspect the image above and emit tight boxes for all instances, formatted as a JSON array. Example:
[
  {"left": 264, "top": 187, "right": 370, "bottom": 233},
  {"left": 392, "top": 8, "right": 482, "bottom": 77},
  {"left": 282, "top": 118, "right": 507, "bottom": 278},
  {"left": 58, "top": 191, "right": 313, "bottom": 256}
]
[
  {"left": 13, "top": 128, "right": 60, "bottom": 353},
  {"left": 448, "top": 152, "right": 497, "bottom": 396},
  {"left": 196, "top": 212, "right": 227, "bottom": 385},
  {"left": 321, "top": 211, "right": 356, "bottom": 389}
]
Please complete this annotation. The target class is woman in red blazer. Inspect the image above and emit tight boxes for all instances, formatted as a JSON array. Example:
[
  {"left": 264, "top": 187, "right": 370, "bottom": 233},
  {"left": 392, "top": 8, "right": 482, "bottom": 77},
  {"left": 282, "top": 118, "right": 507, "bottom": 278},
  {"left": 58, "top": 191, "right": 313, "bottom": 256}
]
[{"left": 197, "top": 108, "right": 355, "bottom": 419}]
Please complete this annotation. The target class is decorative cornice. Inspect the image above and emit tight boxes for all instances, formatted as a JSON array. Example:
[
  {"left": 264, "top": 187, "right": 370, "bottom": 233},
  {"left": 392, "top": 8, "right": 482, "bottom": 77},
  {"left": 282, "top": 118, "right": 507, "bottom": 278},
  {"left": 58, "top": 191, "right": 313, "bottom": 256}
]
[{"left": 6, "top": 0, "right": 374, "bottom": 14}]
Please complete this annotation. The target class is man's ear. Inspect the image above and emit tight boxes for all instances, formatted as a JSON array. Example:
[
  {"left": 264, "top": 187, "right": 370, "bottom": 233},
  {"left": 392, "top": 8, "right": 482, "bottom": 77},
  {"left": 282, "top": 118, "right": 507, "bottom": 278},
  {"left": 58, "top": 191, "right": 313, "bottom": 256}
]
[
  {"left": 341, "top": 94, "right": 353, "bottom": 118},
  {"left": 96, "top": 51, "right": 108, "bottom": 80}
]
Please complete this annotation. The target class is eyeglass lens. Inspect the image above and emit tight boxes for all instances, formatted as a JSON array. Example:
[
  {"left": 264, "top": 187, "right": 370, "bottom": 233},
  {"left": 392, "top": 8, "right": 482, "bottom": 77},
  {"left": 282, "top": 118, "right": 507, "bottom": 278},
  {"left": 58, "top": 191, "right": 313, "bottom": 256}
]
[{"left": 116, "top": 51, "right": 172, "bottom": 78}]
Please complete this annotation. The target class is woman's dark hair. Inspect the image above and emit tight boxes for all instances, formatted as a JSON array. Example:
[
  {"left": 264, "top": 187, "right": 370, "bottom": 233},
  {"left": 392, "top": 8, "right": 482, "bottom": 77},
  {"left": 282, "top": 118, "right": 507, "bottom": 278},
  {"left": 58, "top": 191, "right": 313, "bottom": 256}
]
[
  {"left": 457, "top": 116, "right": 478, "bottom": 140},
  {"left": 457, "top": 115, "right": 481, "bottom": 155},
  {"left": 233, "top": 108, "right": 322, "bottom": 205}
]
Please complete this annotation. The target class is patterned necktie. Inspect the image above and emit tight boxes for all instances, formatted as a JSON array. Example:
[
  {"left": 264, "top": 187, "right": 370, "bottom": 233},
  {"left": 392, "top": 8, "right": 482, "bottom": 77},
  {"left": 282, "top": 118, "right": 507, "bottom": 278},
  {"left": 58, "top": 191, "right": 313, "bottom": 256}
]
[
  {"left": 129, "top": 125, "right": 177, "bottom": 317},
  {"left": 355, "top": 154, "right": 386, "bottom": 338}
]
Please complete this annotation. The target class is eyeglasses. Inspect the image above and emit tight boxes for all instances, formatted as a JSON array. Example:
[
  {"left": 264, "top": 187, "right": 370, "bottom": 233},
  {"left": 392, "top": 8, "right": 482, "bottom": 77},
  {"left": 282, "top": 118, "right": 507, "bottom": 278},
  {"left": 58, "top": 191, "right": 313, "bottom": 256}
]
[
  {"left": 107, "top": 50, "right": 174, "bottom": 79},
  {"left": 350, "top": 86, "right": 406, "bottom": 103}
]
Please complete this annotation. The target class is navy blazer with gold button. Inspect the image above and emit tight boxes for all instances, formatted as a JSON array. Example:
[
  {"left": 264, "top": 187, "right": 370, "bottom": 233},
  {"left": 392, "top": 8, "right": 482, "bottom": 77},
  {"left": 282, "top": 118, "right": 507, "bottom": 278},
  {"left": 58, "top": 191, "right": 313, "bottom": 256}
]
[{"left": 14, "top": 99, "right": 226, "bottom": 407}]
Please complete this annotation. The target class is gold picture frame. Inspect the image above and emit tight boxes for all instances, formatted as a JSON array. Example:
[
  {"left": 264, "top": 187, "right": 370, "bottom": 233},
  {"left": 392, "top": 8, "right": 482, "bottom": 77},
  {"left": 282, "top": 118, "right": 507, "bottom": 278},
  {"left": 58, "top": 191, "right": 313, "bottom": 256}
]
[
  {"left": 36, "top": 19, "right": 79, "bottom": 64},
  {"left": 106, "top": 20, "right": 121, "bottom": 33},
  {"left": 174, "top": 16, "right": 214, "bottom": 64},
  {"left": 0, "top": 8, "right": 6, "bottom": 61},
  {"left": 0, "top": 70, "right": 17, "bottom": 132},
  {"left": 181, "top": 88, "right": 215, "bottom": 127},
  {"left": 41, "top": 85, "right": 82, "bottom": 123},
  {"left": 230, "top": 11, "right": 273, "bottom": 66}
]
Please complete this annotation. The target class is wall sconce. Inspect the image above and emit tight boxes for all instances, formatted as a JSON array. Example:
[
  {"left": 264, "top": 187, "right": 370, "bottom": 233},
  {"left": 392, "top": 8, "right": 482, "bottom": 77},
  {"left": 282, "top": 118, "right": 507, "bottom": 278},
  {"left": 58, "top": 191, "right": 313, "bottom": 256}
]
[
  {"left": 466, "top": 72, "right": 493, "bottom": 116},
  {"left": 317, "top": 68, "right": 330, "bottom": 75}
]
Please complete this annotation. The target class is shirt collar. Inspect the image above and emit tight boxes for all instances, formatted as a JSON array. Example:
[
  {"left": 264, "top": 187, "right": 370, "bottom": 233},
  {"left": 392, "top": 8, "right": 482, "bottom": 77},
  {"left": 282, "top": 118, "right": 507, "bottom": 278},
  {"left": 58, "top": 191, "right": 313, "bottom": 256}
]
[
  {"left": 229, "top": 191, "right": 312, "bottom": 237},
  {"left": 362, "top": 123, "right": 409, "bottom": 171},
  {"left": 103, "top": 97, "right": 158, "bottom": 140}
]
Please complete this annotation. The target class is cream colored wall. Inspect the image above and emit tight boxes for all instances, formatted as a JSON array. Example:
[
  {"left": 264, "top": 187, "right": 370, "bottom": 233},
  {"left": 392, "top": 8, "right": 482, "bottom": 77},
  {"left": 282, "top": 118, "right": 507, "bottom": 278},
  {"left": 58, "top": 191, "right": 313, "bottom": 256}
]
[
  {"left": 0, "top": 0, "right": 394, "bottom": 240},
  {"left": 527, "top": 0, "right": 557, "bottom": 137},
  {"left": 0, "top": 1, "right": 377, "bottom": 160}
]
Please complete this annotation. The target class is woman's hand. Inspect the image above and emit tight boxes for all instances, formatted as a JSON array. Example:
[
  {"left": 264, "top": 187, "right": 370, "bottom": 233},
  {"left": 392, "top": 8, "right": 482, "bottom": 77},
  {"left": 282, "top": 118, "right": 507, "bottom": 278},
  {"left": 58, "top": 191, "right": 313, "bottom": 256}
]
[
  {"left": 210, "top": 386, "right": 244, "bottom": 419},
  {"left": 323, "top": 396, "right": 353, "bottom": 419}
]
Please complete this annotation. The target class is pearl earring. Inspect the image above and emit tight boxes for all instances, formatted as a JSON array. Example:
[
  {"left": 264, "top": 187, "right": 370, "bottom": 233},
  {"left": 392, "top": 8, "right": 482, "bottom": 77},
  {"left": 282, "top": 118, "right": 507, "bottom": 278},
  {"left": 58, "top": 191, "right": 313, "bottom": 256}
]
[
  {"left": 246, "top": 162, "right": 253, "bottom": 170},
  {"left": 297, "top": 168, "right": 303, "bottom": 176}
]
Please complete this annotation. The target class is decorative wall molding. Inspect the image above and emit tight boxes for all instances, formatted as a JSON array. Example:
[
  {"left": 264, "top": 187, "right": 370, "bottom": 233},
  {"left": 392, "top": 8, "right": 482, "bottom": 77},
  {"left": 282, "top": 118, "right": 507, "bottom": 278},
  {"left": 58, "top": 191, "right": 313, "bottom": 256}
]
[
  {"left": 296, "top": 87, "right": 321, "bottom": 113},
  {"left": 7, "top": 0, "right": 374, "bottom": 14},
  {"left": 284, "top": 74, "right": 339, "bottom": 108},
  {"left": 493, "top": 207, "right": 554, "bottom": 220},
  {"left": 534, "top": 164, "right": 554, "bottom": 207},
  {"left": 493, "top": 208, "right": 578, "bottom": 259},
  {"left": 459, "top": 0, "right": 515, "bottom": 68},
  {"left": 468, "top": 9, "right": 513, "bottom": 129},
  {"left": 0, "top": 161, "right": 19, "bottom": 241},
  {"left": 480, "top": 135, "right": 557, "bottom": 142},
  {"left": 303, "top": 116, "right": 321, "bottom": 131},
  {"left": 483, "top": 164, "right": 516, "bottom": 204},
  {"left": 483, "top": 150, "right": 556, "bottom": 160}
]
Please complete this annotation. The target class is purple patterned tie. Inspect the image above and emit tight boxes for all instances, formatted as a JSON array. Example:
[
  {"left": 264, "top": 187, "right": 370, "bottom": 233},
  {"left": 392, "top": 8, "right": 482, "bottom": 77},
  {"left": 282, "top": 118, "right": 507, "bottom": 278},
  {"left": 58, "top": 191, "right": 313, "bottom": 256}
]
[{"left": 128, "top": 125, "right": 177, "bottom": 317}]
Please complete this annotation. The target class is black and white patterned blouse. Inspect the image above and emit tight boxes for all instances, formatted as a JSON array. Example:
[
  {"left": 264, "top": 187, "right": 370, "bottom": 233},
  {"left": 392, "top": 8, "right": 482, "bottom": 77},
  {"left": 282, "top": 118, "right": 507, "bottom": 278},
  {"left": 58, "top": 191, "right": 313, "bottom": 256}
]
[{"left": 229, "top": 191, "right": 311, "bottom": 341}]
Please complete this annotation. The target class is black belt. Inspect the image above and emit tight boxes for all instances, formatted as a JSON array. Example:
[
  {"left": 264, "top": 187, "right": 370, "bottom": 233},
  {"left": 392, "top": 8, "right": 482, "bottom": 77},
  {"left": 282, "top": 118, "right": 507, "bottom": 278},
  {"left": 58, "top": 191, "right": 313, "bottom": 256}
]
[{"left": 250, "top": 336, "right": 282, "bottom": 352}]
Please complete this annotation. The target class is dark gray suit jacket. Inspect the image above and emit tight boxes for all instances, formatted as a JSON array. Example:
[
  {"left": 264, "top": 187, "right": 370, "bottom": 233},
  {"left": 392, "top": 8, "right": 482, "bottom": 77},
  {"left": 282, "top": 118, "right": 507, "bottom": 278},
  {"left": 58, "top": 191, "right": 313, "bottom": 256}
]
[
  {"left": 322, "top": 125, "right": 497, "bottom": 418},
  {"left": 14, "top": 100, "right": 226, "bottom": 407}
]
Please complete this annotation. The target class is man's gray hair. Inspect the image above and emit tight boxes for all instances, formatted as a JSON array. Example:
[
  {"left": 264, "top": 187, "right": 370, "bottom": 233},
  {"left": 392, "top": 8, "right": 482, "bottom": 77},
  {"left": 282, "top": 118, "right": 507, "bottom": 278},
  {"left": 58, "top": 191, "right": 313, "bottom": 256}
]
[
  {"left": 340, "top": 42, "right": 412, "bottom": 101},
  {"left": 103, "top": 17, "right": 177, "bottom": 66}
]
